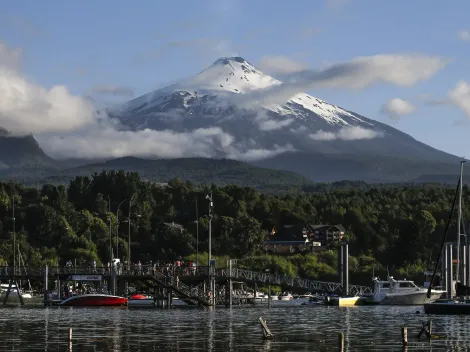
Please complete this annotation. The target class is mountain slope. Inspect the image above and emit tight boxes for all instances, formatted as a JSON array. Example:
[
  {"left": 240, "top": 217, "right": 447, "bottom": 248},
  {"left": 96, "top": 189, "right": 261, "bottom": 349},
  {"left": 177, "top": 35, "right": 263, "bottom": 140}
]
[
  {"left": 106, "top": 56, "right": 460, "bottom": 172},
  {"left": 37, "top": 157, "right": 312, "bottom": 189},
  {"left": 0, "top": 128, "right": 56, "bottom": 177}
]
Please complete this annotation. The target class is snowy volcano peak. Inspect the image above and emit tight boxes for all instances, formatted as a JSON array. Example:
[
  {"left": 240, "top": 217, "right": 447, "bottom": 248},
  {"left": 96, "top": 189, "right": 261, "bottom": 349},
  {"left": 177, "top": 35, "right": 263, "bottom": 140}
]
[{"left": 178, "top": 56, "right": 280, "bottom": 94}]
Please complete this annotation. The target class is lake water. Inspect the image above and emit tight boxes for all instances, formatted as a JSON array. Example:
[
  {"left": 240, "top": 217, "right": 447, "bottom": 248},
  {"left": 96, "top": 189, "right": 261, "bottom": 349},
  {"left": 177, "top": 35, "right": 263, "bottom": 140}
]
[{"left": 1, "top": 300, "right": 470, "bottom": 351}]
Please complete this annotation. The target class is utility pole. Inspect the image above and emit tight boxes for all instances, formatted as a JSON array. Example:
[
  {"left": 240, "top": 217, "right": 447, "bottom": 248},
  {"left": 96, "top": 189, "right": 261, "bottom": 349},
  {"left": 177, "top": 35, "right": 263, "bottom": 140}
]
[
  {"left": 116, "top": 199, "right": 127, "bottom": 260},
  {"left": 196, "top": 198, "right": 199, "bottom": 267},
  {"left": 456, "top": 160, "right": 466, "bottom": 283}
]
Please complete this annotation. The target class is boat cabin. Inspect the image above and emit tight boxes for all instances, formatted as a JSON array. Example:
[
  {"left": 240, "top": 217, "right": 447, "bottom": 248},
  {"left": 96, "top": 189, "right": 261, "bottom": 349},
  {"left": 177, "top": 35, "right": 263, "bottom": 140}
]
[
  {"left": 423, "top": 271, "right": 442, "bottom": 288},
  {"left": 372, "top": 277, "right": 420, "bottom": 294}
]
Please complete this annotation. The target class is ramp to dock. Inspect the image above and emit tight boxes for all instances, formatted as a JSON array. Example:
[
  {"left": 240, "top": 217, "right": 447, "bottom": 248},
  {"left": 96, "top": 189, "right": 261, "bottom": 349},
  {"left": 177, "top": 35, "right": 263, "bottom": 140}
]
[{"left": 151, "top": 271, "right": 210, "bottom": 306}]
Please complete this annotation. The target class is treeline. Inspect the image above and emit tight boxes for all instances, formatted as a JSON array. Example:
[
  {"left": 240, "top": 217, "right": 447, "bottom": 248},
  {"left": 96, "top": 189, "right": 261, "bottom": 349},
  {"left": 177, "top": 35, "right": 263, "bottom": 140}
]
[{"left": 0, "top": 170, "right": 466, "bottom": 283}]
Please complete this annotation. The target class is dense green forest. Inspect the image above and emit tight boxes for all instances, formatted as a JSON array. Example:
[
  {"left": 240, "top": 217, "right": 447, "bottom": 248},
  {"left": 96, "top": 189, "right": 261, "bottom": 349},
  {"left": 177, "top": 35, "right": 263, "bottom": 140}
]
[{"left": 0, "top": 170, "right": 466, "bottom": 285}]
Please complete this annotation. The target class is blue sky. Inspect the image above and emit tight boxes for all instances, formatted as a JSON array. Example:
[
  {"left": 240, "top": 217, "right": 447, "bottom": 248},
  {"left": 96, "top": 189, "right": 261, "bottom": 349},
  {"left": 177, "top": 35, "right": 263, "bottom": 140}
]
[{"left": 1, "top": 0, "right": 470, "bottom": 159}]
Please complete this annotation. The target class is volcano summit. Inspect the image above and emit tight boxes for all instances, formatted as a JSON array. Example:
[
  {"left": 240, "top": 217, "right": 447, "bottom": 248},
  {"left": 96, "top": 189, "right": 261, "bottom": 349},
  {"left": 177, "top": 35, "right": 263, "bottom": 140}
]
[{"left": 101, "top": 56, "right": 460, "bottom": 181}]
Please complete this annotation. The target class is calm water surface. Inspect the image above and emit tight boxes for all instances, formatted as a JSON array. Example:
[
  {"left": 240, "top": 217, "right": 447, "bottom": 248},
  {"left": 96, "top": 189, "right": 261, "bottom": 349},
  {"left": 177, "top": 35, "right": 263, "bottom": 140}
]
[{"left": 1, "top": 301, "right": 470, "bottom": 351}]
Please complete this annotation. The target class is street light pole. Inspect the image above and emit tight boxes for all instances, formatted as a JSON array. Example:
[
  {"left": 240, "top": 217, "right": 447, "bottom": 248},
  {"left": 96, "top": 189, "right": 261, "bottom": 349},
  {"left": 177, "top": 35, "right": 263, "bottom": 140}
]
[
  {"left": 116, "top": 199, "right": 127, "bottom": 260},
  {"left": 12, "top": 196, "right": 15, "bottom": 275},
  {"left": 128, "top": 193, "right": 138, "bottom": 268}
]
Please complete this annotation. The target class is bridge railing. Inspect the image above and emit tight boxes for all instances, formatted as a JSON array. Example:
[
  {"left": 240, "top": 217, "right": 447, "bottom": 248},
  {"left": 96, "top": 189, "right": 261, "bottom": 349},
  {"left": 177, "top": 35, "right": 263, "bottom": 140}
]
[
  {"left": 216, "top": 268, "right": 372, "bottom": 295},
  {"left": 0, "top": 265, "right": 211, "bottom": 277}
]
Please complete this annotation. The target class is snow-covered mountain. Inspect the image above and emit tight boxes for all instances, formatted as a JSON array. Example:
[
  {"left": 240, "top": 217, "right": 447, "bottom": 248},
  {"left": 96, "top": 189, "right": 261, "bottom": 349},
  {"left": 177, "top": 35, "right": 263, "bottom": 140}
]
[{"left": 106, "top": 56, "right": 460, "bottom": 181}]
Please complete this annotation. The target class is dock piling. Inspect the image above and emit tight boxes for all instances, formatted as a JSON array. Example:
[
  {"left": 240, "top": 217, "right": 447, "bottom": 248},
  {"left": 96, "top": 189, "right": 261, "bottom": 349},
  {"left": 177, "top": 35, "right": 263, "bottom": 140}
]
[
  {"left": 338, "top": 332, "right": 344, "bottom": 351},
  {"left": 68, "top": 328, "right": 72, "bottom": 351},
  {"left": 401, "top": 327, "right": 408, "bottom": 346}
]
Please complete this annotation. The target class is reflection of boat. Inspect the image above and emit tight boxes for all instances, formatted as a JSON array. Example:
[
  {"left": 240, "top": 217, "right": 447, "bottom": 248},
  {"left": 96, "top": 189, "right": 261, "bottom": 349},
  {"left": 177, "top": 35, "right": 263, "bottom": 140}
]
[
  {"left": 278, "top": 293, "right": 293, "bottom": 300},
  {"left": 364, "top": 277, "right": 444, "bottom": 305},
  {"left": 128, "top": 293, "right": 155, "bottom": 307},
  {"left": 60, "top": 294, "right": 128, "bottom": 307}
]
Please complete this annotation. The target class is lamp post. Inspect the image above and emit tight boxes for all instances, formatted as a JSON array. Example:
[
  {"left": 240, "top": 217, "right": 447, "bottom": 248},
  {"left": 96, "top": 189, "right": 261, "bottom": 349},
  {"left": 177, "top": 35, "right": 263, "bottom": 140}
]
[
  {"left": 12, "top": 196, "right": 16, "bottom": 275},
  {"left": 116, "top": 199, "right": 127, "bottom": 260},
  {"left": 128, "top": 193, "right": 138, "bottom": 268}
]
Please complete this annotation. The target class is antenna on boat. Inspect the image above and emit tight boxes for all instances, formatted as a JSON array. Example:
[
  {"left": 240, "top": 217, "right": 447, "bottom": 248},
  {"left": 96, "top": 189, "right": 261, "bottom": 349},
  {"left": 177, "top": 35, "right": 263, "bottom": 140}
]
[{"left": 456, "top": 161, "right": 465, "bottom": 285}]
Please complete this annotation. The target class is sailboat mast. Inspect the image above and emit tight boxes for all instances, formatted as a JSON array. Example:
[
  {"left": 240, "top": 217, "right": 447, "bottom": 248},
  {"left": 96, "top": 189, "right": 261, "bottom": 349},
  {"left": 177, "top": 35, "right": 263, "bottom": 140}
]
[{"left": 456, "top": 160, "right": 465, "bottom": 283}]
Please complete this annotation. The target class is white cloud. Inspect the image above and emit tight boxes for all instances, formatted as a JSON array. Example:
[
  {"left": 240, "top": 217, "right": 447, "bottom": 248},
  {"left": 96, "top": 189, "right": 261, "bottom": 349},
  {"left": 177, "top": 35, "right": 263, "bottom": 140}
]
[
  {"left": 309, "top": 126, "right": 382, "bottom": 141},
  {"left": 0, "top": 47, "right": 95, "bottom": 135},
  {"left": 457, "top": 30, "right": 470, "bottom": 41},
  {"left": 230, "top": 54, "right": 449, "bottom": 108},
  {"left": 91, "top": 85, "right": 135, "bottom": 98},
  {"left": 254, "top": 110, "right": 294, "bottom": 131},
  {"left": 381, "top": 98, "right": 415, "bottom": 120},
  {"left": 0, "top": 40, "right": 293, "bottom": 161},
  {"left": 448, "top": 81, "right": 470, "bottom": 118},
  {"left": 309, "top": 130, "right": 336, "bottom": 141},
  {"left": 259, "top": 56, "right": 308, "bottom": 74}
]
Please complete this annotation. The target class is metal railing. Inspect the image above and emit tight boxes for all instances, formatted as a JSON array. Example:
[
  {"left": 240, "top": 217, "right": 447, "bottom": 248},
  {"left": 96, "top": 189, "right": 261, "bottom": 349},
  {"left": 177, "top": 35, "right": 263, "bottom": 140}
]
[
  {"left": 216, "top": 268, "right": 372, "bottom": 295},
  {"left": 0, "top": 265, "right": 371, "bottom": 295}
]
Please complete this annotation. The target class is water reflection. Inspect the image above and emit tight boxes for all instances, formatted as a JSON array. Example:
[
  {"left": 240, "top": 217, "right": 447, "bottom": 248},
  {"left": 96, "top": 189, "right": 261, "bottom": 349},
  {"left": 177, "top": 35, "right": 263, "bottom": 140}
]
[{"left": 1, "top": 304, "right": 470, "bottom": 351}]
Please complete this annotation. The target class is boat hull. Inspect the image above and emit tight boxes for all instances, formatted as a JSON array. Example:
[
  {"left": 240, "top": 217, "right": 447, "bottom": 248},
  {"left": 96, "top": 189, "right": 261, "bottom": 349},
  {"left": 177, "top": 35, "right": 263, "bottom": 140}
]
[
  {"left": 128, "top": 298, "right": 156, "bottom": 307},
  {"left": 424, "top": 300, "right": 470, "bottom": 315},
  {"left": 60, "top": 294, "right": 128, "bottom": 307},
  {"left": 376, "top": 291, "right": 443, "bottom": 305},
  {"left": 326, "top": 296, "right": 360, "bottom": 306}
]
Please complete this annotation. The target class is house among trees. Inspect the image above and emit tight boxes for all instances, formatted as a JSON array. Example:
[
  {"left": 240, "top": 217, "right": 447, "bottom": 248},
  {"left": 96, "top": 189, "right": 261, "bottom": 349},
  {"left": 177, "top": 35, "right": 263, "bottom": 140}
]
[{"left": 263, "top": 224, "right": 345, "bottom": 254}]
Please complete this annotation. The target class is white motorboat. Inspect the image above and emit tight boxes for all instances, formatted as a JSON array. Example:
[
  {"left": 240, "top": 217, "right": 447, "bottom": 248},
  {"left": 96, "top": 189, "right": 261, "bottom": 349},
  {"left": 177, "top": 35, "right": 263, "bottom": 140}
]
[
  {"left": 278, "top": 292, "right": 293, "bottom": 301},
  {"left": 254, "top": 291, "right": 268, "bottom": 300},
  {"left": 0, "top": 283, "right": 33, "bottom": 299},
  {"left": 365, "top": 277, "right": 444, "bottom": 305}
]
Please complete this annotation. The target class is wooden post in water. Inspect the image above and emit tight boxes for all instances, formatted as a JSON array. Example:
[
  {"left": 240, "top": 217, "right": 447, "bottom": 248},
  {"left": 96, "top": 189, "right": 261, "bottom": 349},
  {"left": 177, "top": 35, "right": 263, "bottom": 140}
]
[
  {"left": 258, "top": 317, "right": 274, "bottom": 340},
  {"left": 401, "top": 327, "right": 408, "bottom": 346},
  {"left": 268, "top": 284, "right": 271, "bottom": 308},
  {"left": 68, "top": 328, "right": 72, "bottom": 351},
  {"left": 229, "top": 259, "right": 233, "bottom": 308},
  {"left": 338, "top": 332, "right": 344, "bottom": 352}
]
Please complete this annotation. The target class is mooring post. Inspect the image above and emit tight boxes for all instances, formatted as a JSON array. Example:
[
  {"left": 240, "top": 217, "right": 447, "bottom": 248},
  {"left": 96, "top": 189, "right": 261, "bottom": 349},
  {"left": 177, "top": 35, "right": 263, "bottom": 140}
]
[
  {"left": 44, "top": 265, "right": 48, "bottom": 292},
  {"left": 68, "top": 328, "right": 72, "bottom": 351},
  {"left": 401, "top": 327, "right": 408, "bottom": 346},
  {"left": 338, "top": 332, "right": 344, "bottom": 352},
  {"left": 229, "top": 259, "right": 233, "bottom": 308},
  {"left": 268, "top": 284, "right": 271, "bottom": 308},
  {"left": 166, "top": 289, "right": 171, "bottom": 309},
  {"left": 342, "top": 242, "right": 349, "bottom": 296}
]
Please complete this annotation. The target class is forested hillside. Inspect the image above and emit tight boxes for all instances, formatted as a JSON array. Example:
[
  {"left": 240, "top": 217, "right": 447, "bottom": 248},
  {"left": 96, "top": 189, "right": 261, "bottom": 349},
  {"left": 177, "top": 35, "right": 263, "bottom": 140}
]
[{"left": 0, "top": 170, "right": 466, "bottom": 284}]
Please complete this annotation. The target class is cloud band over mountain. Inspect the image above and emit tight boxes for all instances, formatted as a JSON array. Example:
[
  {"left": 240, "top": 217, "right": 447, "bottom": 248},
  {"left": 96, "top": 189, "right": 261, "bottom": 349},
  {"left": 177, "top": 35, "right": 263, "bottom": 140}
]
[{"left": 0, "top": 41, "right": 451, "bottom": 161}]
